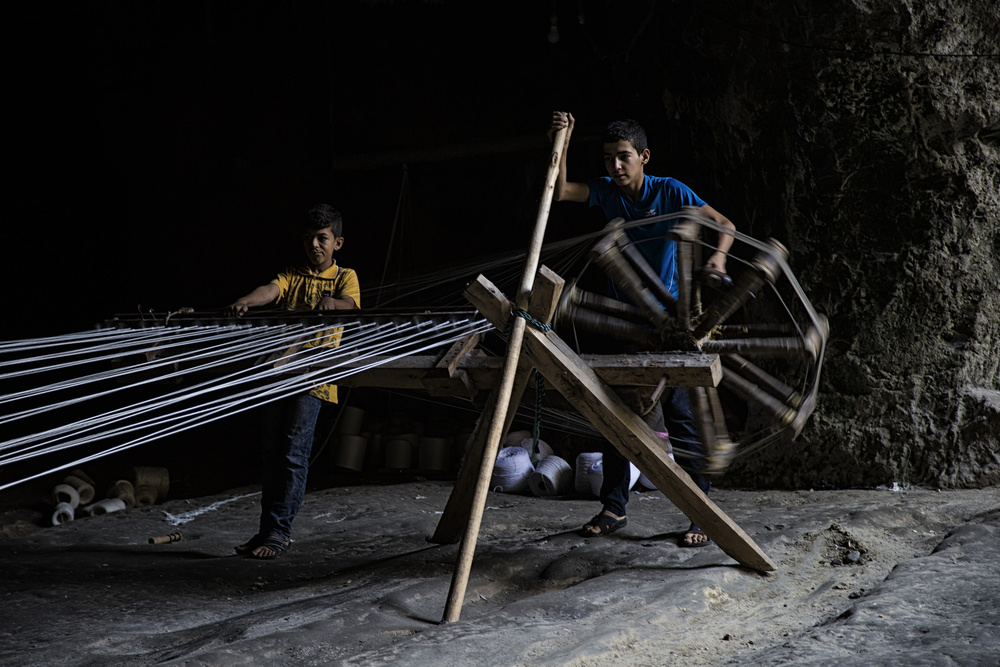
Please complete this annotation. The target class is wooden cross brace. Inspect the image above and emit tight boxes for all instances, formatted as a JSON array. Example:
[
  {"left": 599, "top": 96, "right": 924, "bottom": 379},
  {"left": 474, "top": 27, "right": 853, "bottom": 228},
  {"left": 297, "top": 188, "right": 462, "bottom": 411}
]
[{"left": 436, "top": 268, "right": 776, "bottom": 597}]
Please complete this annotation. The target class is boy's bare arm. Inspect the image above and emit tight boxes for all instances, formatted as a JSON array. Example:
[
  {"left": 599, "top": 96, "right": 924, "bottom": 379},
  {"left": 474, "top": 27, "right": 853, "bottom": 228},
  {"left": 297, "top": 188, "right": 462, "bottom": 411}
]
[
  {"left": 550, "top": 111, "right": 590, "bottom": 202},
  {"left": 697, "top": 204, "right": 737, "bottom": 274},
  {"left": 228, "top": 284, "right": 280, "bottom": 317},
  {"left": 316, "top": 295, "right": 357, "bottom": 311}
]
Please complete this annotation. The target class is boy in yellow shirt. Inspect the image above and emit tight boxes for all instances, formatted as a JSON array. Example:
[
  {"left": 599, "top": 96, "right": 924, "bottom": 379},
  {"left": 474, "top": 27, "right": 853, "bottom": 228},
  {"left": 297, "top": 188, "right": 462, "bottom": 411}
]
[{"left": 228, "top": 203, "right": 360, "bottom": 558}]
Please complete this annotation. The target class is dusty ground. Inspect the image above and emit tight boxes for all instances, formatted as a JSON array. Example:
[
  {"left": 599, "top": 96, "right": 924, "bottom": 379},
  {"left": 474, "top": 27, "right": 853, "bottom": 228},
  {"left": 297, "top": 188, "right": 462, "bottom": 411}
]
[{"left": 1, "top": 474, "right": 997, "bottom": 666}]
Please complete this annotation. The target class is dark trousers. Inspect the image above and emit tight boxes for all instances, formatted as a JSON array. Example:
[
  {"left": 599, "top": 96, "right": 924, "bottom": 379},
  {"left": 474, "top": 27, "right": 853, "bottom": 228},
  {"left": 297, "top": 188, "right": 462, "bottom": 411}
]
[
  {"left": 599, "top": 387, "right": 711, "bottom": 517},
  {"left": 258, "top": 393, "right": 323, "bottom": 541}
]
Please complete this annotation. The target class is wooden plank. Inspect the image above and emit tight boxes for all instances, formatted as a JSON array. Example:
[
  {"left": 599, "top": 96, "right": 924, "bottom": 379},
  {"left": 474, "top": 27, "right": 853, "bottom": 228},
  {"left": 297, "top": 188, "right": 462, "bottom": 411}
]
[
  {"left": 421, "top": 370, "right": 477, "bottom": 398},
  {"left": 302, "top": 352, "right": 720, "bottom": 389},
  {"left": 526, "top": 265, "right": 565, "bottom": 326},
  {"left": 465, "top": 274, "right": 777, "bottom": 573},
  {"left": 432, "top": 333, "right": 485, "bottom": 378}
]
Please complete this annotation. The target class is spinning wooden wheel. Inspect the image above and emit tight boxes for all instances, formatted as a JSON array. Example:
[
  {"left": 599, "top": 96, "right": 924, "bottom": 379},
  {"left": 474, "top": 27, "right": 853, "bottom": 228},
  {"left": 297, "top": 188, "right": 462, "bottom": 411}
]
[{"left": 552, "top": 208, "right": 828, "bottom": 477}]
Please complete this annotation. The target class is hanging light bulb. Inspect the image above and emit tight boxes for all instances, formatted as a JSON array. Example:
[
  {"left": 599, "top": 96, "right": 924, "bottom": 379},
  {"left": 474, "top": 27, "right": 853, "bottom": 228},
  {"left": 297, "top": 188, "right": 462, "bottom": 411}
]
[{"left": 548, "top": 15, "right": 560, "bottom": 44}]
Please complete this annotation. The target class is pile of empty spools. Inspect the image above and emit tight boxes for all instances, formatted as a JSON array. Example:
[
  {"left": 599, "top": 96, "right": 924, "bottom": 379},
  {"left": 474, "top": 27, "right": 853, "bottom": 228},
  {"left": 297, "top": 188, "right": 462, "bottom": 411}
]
[
  {"left": 490, "top": 430, "right": 673, "bottom": 498},
  {"left": 329, "top": 405, "right": 466, "bottom": 474},
  {"left": 50, "top": 466, "right": 170, "bottom": 526}
]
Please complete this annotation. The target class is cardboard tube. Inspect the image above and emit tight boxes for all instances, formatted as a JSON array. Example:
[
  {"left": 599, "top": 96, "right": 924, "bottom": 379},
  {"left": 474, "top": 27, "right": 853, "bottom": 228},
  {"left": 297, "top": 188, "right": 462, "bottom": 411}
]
[
  {"left": 335, "top": 406, "right": 365, "bottom": 435},
  {"left": 52, "top": 502, "right": 75, "bottom": 526},
  {"left": 63, "top": 475, "right": 95, "bottom": 505},
  {"left": 52, "top": 483, "right": 80, "bottom": 509},
  {"left": 68, "top": 469, "right": 95, "bottom": 487},
  {"left": 419, "top": 437, "right": 452, "bottom": 471},
  {"left": 84, "top": 498, "right": 127, "bottom": 516},
  {"left": 334, "top": 434, "right": 367, "bottom": 472},
  {"left": 385, "top": 439, "right": 413, "bottom": 469}
]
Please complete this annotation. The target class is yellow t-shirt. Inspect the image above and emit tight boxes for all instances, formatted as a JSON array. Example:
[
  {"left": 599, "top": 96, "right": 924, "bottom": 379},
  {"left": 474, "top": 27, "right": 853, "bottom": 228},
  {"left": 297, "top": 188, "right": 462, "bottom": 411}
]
[{"left": 270, "top": 261, "right": 360, "bottom": 403}]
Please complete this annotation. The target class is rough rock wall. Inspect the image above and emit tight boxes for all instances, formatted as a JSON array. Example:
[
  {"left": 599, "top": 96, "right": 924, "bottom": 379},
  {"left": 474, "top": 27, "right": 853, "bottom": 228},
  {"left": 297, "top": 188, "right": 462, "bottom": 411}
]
[{"left": 666, "top": 2, "right": 999, "bottom": 488}]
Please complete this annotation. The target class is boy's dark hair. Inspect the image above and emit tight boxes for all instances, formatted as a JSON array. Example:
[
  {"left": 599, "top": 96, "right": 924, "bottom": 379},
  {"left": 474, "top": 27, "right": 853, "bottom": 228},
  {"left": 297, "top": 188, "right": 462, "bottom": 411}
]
[
  {"left": 604, "top": 119, "right": 648, "bottom": 154},
  {"left": 304, "top": 203, "right": 343, "bottom": 236}
]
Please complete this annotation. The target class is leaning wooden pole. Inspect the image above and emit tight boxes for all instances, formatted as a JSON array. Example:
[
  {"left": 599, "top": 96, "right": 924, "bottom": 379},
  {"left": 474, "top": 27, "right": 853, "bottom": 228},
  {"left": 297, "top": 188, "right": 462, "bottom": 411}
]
[{"left": 441, "top": 127, "right": 567, "bottom": 624}]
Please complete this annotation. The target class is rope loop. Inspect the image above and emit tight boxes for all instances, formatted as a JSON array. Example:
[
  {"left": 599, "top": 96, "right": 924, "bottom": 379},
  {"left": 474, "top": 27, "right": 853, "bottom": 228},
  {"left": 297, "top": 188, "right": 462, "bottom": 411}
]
[
  {"left": 509, "top": 307, "right": 552, "bottom": 333},
  {"left": 531, "top": 369, "right": 545, "bottom": 464}
]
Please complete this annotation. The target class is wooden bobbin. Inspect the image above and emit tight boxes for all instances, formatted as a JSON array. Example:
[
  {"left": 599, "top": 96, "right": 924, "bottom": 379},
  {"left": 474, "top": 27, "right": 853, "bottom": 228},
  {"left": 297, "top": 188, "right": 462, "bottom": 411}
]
[
  {"left": 107, "top": 480, "right": 136, "bottom": 509},
  {"left": 130, "top": 467, "right": 169, "bottom": 503},
  {"left": 148, "top": 532, "right": 182, "bottom": 545},
  {"left": 134, "top": 485, "right": 159, "bottom": 507}
]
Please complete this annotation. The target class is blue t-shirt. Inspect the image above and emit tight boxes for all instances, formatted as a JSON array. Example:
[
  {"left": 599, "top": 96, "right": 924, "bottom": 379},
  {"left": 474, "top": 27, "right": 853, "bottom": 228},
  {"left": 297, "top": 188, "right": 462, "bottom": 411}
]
[{"left": 588, "top": 175, "right": 706, "bottom": 297}]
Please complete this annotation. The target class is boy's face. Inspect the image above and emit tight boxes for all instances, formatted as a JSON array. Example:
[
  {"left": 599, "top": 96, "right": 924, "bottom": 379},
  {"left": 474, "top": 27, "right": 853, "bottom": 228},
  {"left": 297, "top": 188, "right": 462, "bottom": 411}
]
[
  {"left": 302, "top": 226, "right": 343, "bottom": 272},
  {"left": 603, "top": 140, "right": 649, "bottom": 192}
]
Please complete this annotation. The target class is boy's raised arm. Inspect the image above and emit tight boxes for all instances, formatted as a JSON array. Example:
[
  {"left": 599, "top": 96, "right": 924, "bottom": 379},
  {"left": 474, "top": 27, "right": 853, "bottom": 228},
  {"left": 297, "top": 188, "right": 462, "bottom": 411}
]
[
  {"left": 228, "top": 283, "right": 280, "bottom": 317},
  {"left": 549, "top": 111, "right": 590, "bottom": 203},
  {"left": 696, "top": 204, "right": 737, "bottom": 275}
]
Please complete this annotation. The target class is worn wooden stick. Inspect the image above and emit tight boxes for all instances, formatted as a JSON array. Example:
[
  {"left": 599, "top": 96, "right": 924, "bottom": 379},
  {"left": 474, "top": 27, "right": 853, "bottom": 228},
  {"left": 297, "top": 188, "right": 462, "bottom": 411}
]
[{"left": 441, "top": 126, "right": 568, "bottom": 624}]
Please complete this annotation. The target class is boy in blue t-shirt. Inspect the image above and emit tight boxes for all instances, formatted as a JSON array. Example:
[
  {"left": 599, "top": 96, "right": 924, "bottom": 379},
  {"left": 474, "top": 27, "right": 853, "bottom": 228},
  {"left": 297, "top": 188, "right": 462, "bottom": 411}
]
[{"left": 550, "top": 111, "right": 736, "bottom": 547}]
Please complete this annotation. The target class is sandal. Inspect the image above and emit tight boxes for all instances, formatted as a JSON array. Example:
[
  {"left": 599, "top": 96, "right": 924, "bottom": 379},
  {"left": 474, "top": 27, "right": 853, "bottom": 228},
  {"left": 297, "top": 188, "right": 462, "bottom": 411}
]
[
  {"left": 581, "top": 512, "right": 627, "bottom": 537},
  {"left": 680, "top": 524, "right": 713, "bottom": 548},
  {"left": 234, "top": 533, "right": 265, "bottom": 556},
  {"left": 250, "top": 535, "right": 290, "bottom": 559}
]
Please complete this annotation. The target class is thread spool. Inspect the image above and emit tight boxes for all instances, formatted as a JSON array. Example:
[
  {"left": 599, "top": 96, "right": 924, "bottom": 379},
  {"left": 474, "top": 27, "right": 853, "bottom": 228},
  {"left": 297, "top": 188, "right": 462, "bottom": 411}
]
[
  {"left": 629, "top": 462, "right": 641, "bottom": 490},
  {"left": 385, "top": 439, "right": 413, "bottom": 469},
  {"left": 148, "top": 532, "right": 182, "bottom": 545},
  {"left": 335, "top": 406, "right": 365, "bottom": 435},
  {"left": 134, "top": 485, "right": 159, "bottom": 507},
  {"left": 130, "top": 467, "right": 169, "bottom": 502},
  {"left": 504, "top": 430, "right": 532, "bottom": 446},
  {"left": 396, "top": 432, "right": 420, "bottom": 463},
  {"left": 84, "top": 498, "right": 127, "bottom": 516},
  {"left": 638, "top": 431, "right": 674, "bottom": 489},
  {"left": 68, "top": 469, "right": 95, "bottom": 487},
  {"left": 364, "top": 434, "right": 385, "bottom": 470},
  {"left": 63, "top": 475, "right": 95, "bottom": 505},
  {"left": 490, "top": 446, "right": 533, "bottom": 494},
  {"left": 52, "top": 483, "right": 80, "bottom": 509},
  {"left": 588, "top": 458, "right": 604, "bottom": 498},
  {"left": 529, "top": 455, "right": 574, "bottom": 497},
  {"left": 514, "top": 437, "right": 554, "bottom": 459},
  {"left": 575, "top": 452, "right": 602, "bottom": 496},
  {"left": 335, "top": 434, "right": 367, "bottom": 471},
  {"left": 418, "top": 437, "right": 451, "bottom": 471},
  {"left": 107, "top": 480, "right": 136, "bottom": 508},
  {"left": 52, "top": 502, "right": 75, "bottom": 526}
]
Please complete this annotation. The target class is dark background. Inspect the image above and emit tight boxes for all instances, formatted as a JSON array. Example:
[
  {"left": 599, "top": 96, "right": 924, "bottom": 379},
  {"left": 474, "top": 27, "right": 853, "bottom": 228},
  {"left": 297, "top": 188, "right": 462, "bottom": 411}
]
[{"left": 4, "top": 1, "right": 730, "bottom": 340}]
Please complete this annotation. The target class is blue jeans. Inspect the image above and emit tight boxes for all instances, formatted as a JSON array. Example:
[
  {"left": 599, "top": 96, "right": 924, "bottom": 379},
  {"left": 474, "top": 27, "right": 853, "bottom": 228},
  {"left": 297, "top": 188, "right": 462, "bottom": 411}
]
[
  {"left": 258, "top": 394, "right": 323, "bottom": 541},
  {"left": 600, "top": 387, "right": 710, "bottom": 517}
]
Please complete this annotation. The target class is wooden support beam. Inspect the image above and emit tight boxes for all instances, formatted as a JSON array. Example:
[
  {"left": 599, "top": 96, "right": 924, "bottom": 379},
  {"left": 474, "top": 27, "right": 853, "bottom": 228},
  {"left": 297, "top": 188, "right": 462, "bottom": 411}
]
[
  {"left": 421, "top": 333, "right": 484, "bottom": 397},
  {"left": 312, "top": 351, "right": 721, "bottom": 389},
  {"left": 526, "top": 265, "right": 565, "bottom": 325},
  {"left": 465, "top": 274, "right": 777, "bottom": 573},
  {"left": 429, "top": 355, "right": 534, "bottom": 545}
]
